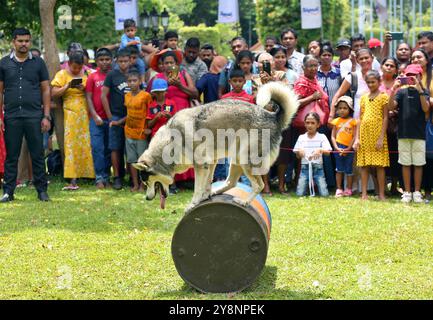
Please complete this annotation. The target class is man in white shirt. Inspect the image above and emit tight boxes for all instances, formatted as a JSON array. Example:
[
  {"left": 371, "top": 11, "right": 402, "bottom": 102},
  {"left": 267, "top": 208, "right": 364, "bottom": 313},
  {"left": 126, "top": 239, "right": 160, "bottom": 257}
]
[
  {"left": 280, "top": 28, "right": 305, "bottom": 76},
  {"left": 339, "top": 33, "right": 381, "bottom": 78}
]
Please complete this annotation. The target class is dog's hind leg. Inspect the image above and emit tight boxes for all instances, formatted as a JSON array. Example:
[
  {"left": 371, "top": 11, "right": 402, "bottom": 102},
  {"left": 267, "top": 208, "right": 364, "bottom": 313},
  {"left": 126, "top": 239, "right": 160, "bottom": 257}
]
[
  {"left": 232, "top": 165, "right": 265, "bottom": 207},
  {"left": 211, "top": 163, "right": 243, "bottom": 196}
]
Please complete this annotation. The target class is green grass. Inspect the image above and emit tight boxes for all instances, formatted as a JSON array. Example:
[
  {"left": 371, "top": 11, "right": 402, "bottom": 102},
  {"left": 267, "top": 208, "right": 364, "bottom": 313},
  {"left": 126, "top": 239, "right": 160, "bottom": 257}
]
[{"left": 0, "top": 178, "right": 432, "bottom": 300}]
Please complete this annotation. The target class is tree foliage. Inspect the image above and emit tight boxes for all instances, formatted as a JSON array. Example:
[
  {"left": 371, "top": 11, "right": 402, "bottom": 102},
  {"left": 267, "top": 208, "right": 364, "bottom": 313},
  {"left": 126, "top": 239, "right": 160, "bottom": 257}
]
[
  {"left": 256, "top": 0, "right": 350, "bottom": 49},
  {"left": 183, "top": 0, "right": 258, "bottom": 47}
]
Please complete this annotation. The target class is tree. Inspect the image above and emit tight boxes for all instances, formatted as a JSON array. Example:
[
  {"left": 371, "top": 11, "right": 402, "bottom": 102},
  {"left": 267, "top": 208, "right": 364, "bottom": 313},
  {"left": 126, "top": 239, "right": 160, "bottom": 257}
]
[
  {"left": 182, "top": 0, "right": 258, "bottom": 47},
  {"left": 39, "top": 0, "right": 60, "bottom": 78},
  {"left": 256, "top": 0, "right": 350, "bottom": 49}
]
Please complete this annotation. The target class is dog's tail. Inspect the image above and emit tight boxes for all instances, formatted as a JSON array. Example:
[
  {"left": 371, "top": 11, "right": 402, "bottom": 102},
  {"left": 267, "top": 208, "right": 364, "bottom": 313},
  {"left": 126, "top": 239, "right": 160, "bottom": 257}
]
[{"left": 256, "top": 81, "right": 299, "bottom": 129}]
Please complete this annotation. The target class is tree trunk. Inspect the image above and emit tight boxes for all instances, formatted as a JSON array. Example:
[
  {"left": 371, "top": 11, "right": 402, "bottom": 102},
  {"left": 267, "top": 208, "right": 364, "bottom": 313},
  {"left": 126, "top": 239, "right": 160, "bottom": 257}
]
[
  {"left": 40, "top": 0, "right": 65, "bottom": 164},
  {"left": 39, "top": 0, "right": 60, "bottom": 78}
]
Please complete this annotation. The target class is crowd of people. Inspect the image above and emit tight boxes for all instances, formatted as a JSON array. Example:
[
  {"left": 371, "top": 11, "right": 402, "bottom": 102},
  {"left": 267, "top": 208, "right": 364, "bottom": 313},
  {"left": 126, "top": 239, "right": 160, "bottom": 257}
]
[{"left": 0, "top": 21, "right": 432, "bottom": 204}]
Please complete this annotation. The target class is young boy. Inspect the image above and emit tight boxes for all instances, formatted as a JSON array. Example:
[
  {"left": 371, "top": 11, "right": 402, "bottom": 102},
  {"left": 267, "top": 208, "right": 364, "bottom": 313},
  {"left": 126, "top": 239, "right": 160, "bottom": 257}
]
[
  {"left": 220, "top": 69, "right": 255, "bottom": 184},
  {"left": 86, "top": 48, "right": 113, "bottom": 189},
  {"left": 101, "top": 48, "right": 131, "bottom": 190},
  {"left": 122, "top": 70, "right": 153, "bottom": 191},
  {"left": 146, "top": 78, "right": 176, "bottom": 139},
  {"left": 120, "top": 19, "right": 142, "bottom": 52},
  {"left": 119, "top": 19, "right": 145, "bottom": 83},
  {"left": 164, "top": 31, "right": 179, "bottom": 50},
  {"left": 128, "top": 46, "right": 145, "bottom": 84},
  {"left": 388, "top": 64, "right": 430, "bottom": 203},
  {"left": 146, "top": 78, "right": 177, "bottom": 193},
  {"left": 221, "top": 69, "right": 255, "bottom": 104}
]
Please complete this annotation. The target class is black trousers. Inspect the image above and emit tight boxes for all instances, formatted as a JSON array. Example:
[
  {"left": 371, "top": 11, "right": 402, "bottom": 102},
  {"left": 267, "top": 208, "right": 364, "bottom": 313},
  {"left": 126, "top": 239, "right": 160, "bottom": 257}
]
[{"left": 3, "top": 117, "right": 47, "bottom": 195}]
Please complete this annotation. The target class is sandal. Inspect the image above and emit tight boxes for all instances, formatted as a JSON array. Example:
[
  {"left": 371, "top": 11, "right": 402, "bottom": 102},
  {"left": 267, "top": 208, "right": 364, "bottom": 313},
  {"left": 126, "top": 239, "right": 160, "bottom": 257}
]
[
  {"left": 261, "top": 191, "right": 273, "bottom": 197},
  {"left": 278, "top": 189, "right": 290, "bottom": 195},
  {"left": 62, "top": 185, "right": 79, "bottom": 191}
]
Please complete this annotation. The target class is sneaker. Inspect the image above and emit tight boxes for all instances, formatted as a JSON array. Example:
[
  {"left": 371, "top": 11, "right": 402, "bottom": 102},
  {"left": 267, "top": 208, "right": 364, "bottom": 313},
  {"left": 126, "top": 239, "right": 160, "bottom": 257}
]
[
  {"left": 169, "top": 186, "right": 178, "bottom": 195},
  {"left": 343, "top": 189, "right": 353, "bottom": 196},
  {"left": 38, "top": 192, "right": 50, "bottom": 202},
  {"left": 335, "top": 189, "right": 344, "bottom": 198},
  {"left": 401, "top": 192, "right": 412, "bottom": 203},
  {"left": 112, "top": 177, "right": 123, "bottom": 190},
  {"left": 96, "top": 182, "right": 105, "bottom": 190},
  {"left": 412, "top": 191, "right": 423, "bottom": 203},
  {"left": 0, "top": 193, "right": 14, "bottom": 203}
]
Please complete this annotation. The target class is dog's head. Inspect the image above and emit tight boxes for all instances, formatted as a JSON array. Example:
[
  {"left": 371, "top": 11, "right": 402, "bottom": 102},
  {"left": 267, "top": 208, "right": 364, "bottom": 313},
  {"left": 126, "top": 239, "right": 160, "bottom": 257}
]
[{"left": 132, "top": 161, "right": 173, "bottom": 209}]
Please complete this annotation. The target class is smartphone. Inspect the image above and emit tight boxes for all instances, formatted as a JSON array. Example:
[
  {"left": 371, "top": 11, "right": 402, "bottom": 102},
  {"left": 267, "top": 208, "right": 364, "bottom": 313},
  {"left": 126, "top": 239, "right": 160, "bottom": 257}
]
[
  {"left": 389, "top": 32, "right": 404, "bottom": 41},
  {"left": 399, "top": 76, "right": 415, "bottom": 85},
  {"left": 263, "top": 60, "right": 271, "bottom": 75},
  {"left": 70, "top": 78, "right": 83, "bottom": 88},
  {"left": 168, "top": 65, "right": 179, "bottom": 79}
]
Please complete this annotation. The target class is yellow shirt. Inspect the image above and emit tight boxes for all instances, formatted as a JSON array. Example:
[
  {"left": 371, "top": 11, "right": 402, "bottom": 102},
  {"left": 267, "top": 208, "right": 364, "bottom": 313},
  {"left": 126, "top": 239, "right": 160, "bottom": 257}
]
[{"left": 124, "top": 91, "right": 152, "bottom": 140}]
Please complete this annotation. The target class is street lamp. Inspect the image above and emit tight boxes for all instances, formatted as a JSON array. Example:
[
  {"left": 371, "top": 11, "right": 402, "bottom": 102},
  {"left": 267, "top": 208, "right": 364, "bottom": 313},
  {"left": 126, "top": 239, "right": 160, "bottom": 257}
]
[
  {"left": 161, "top": 8, "right": 170, "bottom": 32},
  {"left": 150, "top": 7, "right": 159, "bottom": 39},
  {"left": 140, "top": 7, "right": 170, "bottom": 42},
  {"left": 140, "top": 10, "right": 150, "bottom": 32}
]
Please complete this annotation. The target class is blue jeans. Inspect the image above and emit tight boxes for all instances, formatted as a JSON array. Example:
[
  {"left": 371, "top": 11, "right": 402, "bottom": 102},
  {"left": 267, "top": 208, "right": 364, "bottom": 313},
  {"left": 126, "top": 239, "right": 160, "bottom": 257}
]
[
  {"left": 214, "top": 158, "right": 229, "bottom": 181},
  {"left": 90, "top": 118, "right": 111, "bottom": 184},
  {"left": 319, "top": 125, "right": 336, "bottom": 188},
  {"left": 217, "top": 158, "right": 251, "bottom": 186},
  {"left": 334, "top": 143, "right": 354, "bottom": 175},
  {"left": 296, "top": 163, "right": 329, "bottom": 197}
]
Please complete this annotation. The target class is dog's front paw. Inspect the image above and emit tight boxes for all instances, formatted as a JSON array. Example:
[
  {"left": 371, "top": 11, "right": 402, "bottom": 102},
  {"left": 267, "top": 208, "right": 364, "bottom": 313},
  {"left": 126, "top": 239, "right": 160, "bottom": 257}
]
[
  {"left": 233, "top": 197, "right": 249, "bottom": 207},
  {"left": 184, "top": 203, "right": 196, "bottom": 215}
]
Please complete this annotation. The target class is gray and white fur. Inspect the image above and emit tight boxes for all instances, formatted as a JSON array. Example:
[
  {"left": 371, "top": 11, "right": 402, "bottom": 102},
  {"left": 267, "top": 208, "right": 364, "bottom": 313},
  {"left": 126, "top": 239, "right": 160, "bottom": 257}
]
[{"left": 133, "top": 81, "right": 299, "bottom": 213}]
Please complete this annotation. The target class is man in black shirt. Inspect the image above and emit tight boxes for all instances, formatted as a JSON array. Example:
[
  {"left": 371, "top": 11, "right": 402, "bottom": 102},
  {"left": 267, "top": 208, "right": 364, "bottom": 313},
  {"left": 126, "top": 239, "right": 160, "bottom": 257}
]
[{"left": 0, "top": 28, "right": 51, "bottom": 202}]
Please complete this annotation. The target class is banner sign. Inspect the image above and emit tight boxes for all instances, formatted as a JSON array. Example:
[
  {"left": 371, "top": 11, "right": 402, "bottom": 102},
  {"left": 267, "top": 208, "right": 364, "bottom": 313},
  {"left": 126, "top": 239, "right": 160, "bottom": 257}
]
[
  {"left": 114, "top": 0, "right": 139, "bottom": 31},
  {"left": 301, "top": 0, "right": 322, "bottom": 29},
  {"left": 217, "top": 0, "right": 239, "bottom": 24},
  {"left": 374, "top": 0, "right": 388, "bottom": 26}
]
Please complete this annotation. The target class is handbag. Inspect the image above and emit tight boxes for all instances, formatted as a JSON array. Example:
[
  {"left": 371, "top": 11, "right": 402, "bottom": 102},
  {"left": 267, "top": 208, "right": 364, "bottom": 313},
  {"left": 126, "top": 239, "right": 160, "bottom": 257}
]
[
  {"left": 292, "top": 100, "right": 329, "bottom": 129},
  {"left": 426, "top": 113, "right": 433, "bottom": 160}
]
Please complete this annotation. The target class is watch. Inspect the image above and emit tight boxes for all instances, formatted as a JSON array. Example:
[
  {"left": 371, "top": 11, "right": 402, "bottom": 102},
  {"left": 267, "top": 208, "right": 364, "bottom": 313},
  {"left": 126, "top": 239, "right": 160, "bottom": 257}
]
[{"left": 43, "top": 114, "right": 52, "bottom": 121}]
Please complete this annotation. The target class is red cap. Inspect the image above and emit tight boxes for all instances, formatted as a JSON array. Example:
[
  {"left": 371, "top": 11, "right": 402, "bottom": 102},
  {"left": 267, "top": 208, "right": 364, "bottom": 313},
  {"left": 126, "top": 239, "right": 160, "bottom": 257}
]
[
  {"left": 404, "top": 64, "right": 423, "bottom": 76},
  {"left": 368, "top": 38, "right": 382, "bottom": 49}
]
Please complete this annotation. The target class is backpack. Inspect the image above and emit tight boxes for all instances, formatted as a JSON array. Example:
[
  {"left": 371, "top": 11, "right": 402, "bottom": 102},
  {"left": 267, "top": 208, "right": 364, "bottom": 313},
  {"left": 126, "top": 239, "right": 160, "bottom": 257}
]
[
  {"left": 345, "top": 72, "right": 358, "bottom": 105},
  {"left": 47, "top": 150, "right": 63, "bottom": 176}
]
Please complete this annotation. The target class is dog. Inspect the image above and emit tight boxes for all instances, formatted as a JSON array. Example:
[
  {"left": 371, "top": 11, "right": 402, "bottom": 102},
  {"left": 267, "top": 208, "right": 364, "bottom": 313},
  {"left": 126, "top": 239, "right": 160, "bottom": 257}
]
[{"left": 133, "top": 81, "right": 299, "bottom": 213}]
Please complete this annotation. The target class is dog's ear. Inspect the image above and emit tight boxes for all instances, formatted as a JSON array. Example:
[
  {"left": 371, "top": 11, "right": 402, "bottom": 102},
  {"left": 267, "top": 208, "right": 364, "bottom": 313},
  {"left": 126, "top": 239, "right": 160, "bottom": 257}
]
[{"left": 132, "top": 162, "right": 150, "bottom": 171}]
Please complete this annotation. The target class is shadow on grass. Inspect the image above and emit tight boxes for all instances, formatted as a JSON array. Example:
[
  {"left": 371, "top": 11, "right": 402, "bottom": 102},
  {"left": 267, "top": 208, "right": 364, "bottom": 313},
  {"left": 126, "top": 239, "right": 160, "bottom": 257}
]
[
  {"left": 155, "top": 266, "right": 326, "bottom": 300},
  {"left": 0, "top": 180, "right": 190, "bottom": 235}
]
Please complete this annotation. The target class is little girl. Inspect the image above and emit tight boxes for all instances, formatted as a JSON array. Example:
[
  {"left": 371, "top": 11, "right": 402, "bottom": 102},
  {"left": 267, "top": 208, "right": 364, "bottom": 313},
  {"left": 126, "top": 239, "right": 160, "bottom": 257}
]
[
  {"left": 331, "top": 96, "right": 357, "bottom": 197},
  {"left": 234, "top": 50, "right": 256, "bottom": 96},
  {"left": 294, "top": 112, "right": 332, "bottom": 197},
  {"left": 353, "top": 70, "right": 389, "bottom": 200}
]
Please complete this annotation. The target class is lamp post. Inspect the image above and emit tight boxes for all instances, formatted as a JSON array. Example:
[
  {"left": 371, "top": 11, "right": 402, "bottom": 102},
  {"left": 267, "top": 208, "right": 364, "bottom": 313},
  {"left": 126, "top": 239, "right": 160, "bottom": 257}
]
[{"left": 140, "top": 7, "right": 170, "bottom": 42}]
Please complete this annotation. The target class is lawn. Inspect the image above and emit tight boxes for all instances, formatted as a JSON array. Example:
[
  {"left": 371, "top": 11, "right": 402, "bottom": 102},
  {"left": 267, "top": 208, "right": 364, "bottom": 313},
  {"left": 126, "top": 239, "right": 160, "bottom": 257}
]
[{"left": 0, "top": 178, "right": 432, "bottom": 300}]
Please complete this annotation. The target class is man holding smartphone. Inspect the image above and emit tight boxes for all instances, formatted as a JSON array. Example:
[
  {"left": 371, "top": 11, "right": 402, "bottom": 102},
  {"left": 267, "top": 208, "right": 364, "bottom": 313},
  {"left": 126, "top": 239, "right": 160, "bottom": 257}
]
[
  {"left": 339, "top": 34, "right": 381, "bottom": 78},
  {"left": 0, "top": 28, "right": 51, "bottom": 202}
]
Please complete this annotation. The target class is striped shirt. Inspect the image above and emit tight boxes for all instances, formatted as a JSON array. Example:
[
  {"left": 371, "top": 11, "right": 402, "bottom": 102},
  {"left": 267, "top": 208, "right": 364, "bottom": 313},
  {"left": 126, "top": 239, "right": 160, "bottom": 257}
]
[{"left": 317, "top": 66, "right": 342, "bottom": 106}]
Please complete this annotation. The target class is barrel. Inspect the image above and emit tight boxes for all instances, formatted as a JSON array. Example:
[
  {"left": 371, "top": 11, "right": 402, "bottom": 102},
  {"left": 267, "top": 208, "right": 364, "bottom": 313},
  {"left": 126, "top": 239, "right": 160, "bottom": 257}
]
[{"left": 171, "top": 182, "right": 272, "bottom": 293}]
